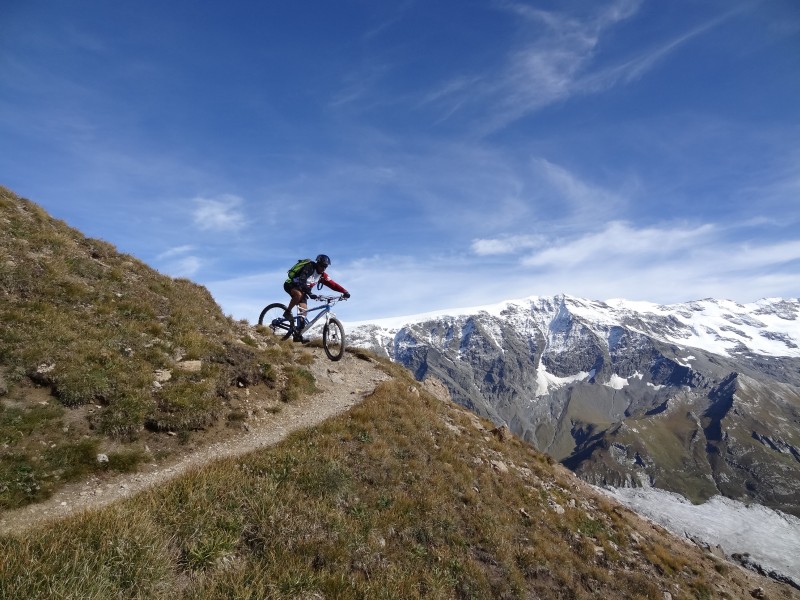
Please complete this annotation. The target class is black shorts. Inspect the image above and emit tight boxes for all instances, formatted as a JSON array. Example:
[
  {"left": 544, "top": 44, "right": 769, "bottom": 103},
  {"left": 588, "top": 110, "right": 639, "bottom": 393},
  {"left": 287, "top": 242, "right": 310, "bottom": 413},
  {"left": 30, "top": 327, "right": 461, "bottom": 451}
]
[{"left": 284, "top": 282, "right": 309, "bottom": 300}]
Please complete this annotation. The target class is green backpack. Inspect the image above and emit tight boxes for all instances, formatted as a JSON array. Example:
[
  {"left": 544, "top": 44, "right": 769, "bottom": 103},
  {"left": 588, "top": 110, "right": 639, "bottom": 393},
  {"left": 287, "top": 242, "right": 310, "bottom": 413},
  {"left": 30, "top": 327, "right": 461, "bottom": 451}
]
[{"left": 286, "top": 258, "right": 312, "bottom": 282}]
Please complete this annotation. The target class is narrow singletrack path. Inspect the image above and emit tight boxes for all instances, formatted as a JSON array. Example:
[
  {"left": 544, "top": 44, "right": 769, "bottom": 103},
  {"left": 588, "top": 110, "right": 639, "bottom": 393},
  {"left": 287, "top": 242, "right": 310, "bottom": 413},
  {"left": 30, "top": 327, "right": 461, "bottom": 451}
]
[{"left": 0, "top": 349, "right": 390, "bottom": 536}]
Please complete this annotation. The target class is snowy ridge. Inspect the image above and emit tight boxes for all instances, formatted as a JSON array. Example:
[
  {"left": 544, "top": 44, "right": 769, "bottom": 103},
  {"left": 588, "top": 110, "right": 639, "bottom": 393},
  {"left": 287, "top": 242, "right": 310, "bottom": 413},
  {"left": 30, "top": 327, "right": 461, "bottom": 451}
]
[{"left": 348, "top": 295, "right": 800, "bottom": 358}]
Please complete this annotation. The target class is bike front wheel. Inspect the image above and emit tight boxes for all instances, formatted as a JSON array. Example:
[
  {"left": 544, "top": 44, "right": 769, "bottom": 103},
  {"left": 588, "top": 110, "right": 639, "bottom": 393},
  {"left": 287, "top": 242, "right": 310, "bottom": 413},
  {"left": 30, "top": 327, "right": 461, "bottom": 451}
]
[
  {"left": 258, "top": 303, "right": 293, "bottom": 341},
  {"left": 322, "top": 317, "right": 345, "bottom": 361}
]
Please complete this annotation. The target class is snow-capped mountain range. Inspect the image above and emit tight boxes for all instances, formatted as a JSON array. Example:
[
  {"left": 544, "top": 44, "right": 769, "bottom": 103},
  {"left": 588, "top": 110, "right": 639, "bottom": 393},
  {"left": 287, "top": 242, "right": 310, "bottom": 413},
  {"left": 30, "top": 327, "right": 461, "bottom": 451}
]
[
  {"left": 348, "top": 295, "right": 800, "bottom": 586},
  {"left": 348, "top": 295, "right": 800, "bottom": 513},
  {"left": 351, "top": 295, "right": 800, "bottom": 363}
]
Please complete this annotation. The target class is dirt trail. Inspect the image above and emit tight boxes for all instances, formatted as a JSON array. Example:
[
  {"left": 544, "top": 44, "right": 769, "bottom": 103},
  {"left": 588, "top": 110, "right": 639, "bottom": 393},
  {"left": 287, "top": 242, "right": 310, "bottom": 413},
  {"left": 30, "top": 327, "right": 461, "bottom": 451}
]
[{"left": 0, "top": 350, "right": 390, "bottom": 536}]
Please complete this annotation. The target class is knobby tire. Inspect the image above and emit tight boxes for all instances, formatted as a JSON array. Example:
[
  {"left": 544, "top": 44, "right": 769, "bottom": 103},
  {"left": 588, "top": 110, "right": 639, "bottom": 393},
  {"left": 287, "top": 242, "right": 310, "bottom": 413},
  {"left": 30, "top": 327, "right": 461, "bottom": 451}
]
[
  {"left": 258, "top": 303, "right": 293, "bottom": 341},
  {"left": 323, "top": 317, "right": 345, "bottom": 361}
]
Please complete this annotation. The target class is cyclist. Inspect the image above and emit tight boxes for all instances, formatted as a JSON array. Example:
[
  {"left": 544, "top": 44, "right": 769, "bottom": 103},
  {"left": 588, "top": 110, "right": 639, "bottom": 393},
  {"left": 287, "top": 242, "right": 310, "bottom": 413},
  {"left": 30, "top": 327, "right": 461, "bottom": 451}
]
[{"left": 284, "top": 254, "right": 350, "bottom": 342}]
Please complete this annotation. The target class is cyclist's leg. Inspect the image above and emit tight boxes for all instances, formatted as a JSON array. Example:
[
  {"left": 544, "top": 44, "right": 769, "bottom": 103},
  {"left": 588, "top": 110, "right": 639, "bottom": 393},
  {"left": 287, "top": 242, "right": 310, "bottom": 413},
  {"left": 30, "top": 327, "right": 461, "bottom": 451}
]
[
  {"left": 284, "top": 285, "right": 311, "bottom": 342},
  {"left": 293, "top": 296, "right": 310, "bottom": 343},
  {"left": 296, "top": 292, "right": 311, "bottom": 332},
  {"left": 284, "top": 283, "right": 304, "bottom": 319}
]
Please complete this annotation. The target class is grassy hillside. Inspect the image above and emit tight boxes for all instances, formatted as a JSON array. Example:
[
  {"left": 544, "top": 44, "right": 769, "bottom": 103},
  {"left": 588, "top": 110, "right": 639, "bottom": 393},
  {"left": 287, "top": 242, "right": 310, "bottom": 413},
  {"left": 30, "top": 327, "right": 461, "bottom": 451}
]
[
  {"left": 1, "top": 187, "right": 795, "bottom": 599},
  {"left": 0, "top": 187, "right": 307, "bottom": 508},
  {"left": 3, "top": 375, "right": 789, "bottom": 600}
]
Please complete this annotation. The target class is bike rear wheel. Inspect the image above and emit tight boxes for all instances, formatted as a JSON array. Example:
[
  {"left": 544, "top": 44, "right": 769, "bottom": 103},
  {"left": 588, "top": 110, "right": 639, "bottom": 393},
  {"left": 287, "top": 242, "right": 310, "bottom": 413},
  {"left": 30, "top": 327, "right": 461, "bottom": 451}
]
[
  {"left": 323, "top": 317, "right": 345, "bottom": 361},
  {"left": 258, "top": 303, "right": 293, "bottom": 341}
]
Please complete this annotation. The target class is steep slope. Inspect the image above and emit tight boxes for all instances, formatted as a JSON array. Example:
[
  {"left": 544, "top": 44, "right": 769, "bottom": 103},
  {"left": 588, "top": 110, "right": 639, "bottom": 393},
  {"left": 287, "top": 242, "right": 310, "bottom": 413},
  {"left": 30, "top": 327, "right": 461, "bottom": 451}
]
[
  {"left": 3, "top": 369, "right": 797, "bottom": 599},
  {"left": 0, "top": 187, "right": 296, "bottom": 509},
  {"left": 349, "top": 294, "right": 800, "bottom": 516}
]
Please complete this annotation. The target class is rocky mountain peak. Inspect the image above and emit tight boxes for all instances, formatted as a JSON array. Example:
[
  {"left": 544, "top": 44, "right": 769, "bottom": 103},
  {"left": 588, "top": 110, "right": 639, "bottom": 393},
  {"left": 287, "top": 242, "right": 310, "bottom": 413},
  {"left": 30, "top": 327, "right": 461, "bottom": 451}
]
[{"left": 349, "top": 294, "right": 800, "bottom": 518}]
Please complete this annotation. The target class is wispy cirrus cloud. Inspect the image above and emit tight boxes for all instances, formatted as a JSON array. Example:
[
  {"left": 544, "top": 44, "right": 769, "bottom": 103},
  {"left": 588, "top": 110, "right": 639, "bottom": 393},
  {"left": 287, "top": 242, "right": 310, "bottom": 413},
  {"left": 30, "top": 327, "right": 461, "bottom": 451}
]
[
  {"left": 532, "top": 158, "right": 630, "bottom": 218},
  {"left": 192, "top": 195, "right": 246, "bottom": 232},
  {"left": 425, "top": 0, "right": 642, "bottom": 131},
  {"left": 580, "top": 6, "right": 744, "bottom": 92},
  {"left": 500, "top": 0, "right": 642, "bottom": 100},
  {"left": 429, "top": 0, "right": 737, "bottom": 133}
]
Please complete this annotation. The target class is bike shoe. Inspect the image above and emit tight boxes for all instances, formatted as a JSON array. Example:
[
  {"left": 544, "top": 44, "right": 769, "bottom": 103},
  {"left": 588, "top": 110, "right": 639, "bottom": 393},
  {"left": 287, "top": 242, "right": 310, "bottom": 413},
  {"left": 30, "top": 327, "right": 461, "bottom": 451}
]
[{"left": 293, "top": 333, "right": 309, "bottom": 344}]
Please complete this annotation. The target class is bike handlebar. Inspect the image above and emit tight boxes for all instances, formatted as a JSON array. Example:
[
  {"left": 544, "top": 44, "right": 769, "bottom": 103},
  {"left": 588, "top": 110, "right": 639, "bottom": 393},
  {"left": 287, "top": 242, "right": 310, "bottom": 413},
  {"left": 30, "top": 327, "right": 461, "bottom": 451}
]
[{"left": 312, "top": 294, "right": 348, "bottom": 304}]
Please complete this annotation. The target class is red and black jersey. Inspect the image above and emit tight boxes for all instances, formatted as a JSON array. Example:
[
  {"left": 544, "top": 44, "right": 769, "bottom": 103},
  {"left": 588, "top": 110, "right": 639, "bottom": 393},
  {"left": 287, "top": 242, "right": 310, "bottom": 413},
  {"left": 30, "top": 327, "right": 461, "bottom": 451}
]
[{"left": 289, "top": 262, "right": 346, "bottom": 294}]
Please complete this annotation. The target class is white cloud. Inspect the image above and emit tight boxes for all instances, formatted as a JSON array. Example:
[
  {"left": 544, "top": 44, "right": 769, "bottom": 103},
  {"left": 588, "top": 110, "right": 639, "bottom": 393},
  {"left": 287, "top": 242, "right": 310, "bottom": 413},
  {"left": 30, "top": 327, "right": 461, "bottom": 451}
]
[
  {"left": 192, "top": 195, "right": 246, "bottom": 232},
  {"left": 203, "top": 224, "right": 800, "bottom": 323},
  {"left": 164, "top": 255, "right": 203, "bottom": 278},
  {"left": 334, "top": 231, "right": 719, "bottom": 319},
  {"left": 471, "top": 234, "right": 546, "bottom": 256},
  {"left": 156, "top": 245, "right": 194, "bottom": 260},
  {"left": 174, "top": 256, "right": 203, "bottom": 277},
  {"left": 521, "top": 221, "right": 714, "bottom": 268},
  {"left": 702, "top": 239, "right": 800, "bottom": 271},
  {"left": 153, "top": 244, "right": 203, "bottom": 278}
]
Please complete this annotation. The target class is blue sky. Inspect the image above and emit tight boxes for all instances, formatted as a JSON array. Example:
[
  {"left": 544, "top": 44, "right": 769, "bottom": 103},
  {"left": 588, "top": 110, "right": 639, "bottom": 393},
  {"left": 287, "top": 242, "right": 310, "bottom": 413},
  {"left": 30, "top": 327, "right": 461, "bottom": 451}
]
[{"left": 2, "top": 0, "right": 799, "bottom": 322}]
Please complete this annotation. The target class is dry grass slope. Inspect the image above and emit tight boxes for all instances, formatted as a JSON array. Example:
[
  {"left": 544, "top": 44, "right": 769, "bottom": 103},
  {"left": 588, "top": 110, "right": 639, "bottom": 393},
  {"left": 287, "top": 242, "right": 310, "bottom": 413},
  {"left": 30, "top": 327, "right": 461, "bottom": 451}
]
[
  {"left": 0, "top": 187, "right": 311, "bottom": 509},
  {"left": 3, "top": 376, "right": 796, "bottom": 599}
]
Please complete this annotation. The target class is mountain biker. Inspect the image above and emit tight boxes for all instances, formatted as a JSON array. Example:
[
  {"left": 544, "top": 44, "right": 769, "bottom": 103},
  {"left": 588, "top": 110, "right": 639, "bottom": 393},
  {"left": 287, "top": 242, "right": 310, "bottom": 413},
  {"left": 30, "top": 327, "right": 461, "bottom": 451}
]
[{"left": 284, "top": 254, "right": 350, "bottom": 342}]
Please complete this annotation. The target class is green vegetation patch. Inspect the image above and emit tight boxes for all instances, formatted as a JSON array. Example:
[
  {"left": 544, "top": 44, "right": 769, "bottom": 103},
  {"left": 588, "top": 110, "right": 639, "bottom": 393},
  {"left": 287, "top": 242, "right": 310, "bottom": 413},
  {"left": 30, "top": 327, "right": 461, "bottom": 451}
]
[
  {"left": 281, "top": 367, "right": 318, "bottom": 403},
  {"left": 0, "top": 431, "right": 150, "bottom": 509}
]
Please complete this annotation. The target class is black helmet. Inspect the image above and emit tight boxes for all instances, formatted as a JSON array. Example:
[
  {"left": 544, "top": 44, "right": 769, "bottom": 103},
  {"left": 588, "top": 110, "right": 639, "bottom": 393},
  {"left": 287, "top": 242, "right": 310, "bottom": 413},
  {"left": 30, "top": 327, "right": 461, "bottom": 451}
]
[{"left": 315, "top": 254, "right": 331, "bottom": 267}]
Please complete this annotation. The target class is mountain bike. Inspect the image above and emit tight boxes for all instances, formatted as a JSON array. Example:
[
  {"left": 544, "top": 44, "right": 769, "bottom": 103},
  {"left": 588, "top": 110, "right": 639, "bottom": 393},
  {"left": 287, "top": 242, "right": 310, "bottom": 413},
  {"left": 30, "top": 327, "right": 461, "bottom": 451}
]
[{"left": 257, "top": 294, "right": 347, "bottom": 361}]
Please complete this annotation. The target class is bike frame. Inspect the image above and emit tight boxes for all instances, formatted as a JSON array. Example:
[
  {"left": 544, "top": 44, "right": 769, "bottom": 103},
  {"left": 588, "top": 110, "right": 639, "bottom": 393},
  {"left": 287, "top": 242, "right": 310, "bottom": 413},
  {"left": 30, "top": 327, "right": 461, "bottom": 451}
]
[{"left": 295, "top": 296, "right": 341, "bottom": 334}]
